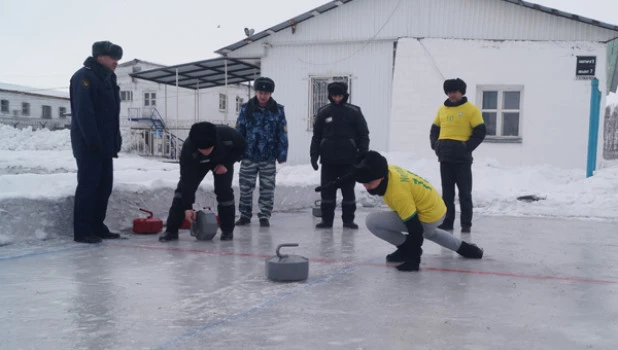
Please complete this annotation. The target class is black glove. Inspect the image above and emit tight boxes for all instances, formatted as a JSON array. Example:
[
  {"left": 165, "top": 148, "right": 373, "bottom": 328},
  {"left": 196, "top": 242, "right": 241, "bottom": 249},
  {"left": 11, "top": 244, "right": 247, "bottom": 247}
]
[{"left": 311, "top": 157, "right": 319, "bottom": 171}]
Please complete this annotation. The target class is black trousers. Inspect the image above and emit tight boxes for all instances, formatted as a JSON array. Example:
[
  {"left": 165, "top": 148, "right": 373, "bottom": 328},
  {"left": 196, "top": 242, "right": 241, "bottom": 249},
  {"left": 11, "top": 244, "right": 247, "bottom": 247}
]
[
  {"left": 73, "top": 156, "right": 114, "bottom": 239},
  {"left": 166, "top": 168, "right": 236, "bottom": 234},
  {"left": 440, "top": 162, "right": 473, "bottom": 228},
  {"left": 320, "top": 164, "right": 356, "bottom": 224}
]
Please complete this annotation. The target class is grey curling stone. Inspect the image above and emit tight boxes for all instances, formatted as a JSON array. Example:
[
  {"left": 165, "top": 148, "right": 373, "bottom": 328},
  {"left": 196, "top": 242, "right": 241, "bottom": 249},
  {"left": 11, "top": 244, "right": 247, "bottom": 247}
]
[
  {"left": 190, "top": 209, "right": 218, "bottom": 241},
  {"left": 312, "top": 200, "right": 322, "bottom": 217},
  {"left": 266, "top": 244, "right": 309, "bottom": 282}
]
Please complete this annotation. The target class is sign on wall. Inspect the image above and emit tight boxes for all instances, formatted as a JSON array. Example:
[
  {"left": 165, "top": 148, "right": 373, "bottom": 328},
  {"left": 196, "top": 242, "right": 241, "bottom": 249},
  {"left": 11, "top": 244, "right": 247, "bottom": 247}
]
[{"left": 576, "top": 56, "right": 596, "bottom": 80}]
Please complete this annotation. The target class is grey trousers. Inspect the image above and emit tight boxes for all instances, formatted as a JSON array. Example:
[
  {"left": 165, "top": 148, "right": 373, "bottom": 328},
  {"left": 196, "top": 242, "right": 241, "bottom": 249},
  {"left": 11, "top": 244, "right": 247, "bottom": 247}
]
[
  {"left": 238, "top": 160, "right": 277, "bottom": 220},
  {"left": 366, "top": 211, "right": 462, "bottom": 251}
]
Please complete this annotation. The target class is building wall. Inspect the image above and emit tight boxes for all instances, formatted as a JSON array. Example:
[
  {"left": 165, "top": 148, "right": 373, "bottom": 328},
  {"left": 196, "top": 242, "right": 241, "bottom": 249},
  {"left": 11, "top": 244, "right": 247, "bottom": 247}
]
[
  {"left": 0, "top": 90, "right": 70, "bottom": 129},
  {"left": 390, "top": 38, "right": 607, "bottom": 170},
  {"left": 255, "top": 40, "right": 394, "bottom": 165}
]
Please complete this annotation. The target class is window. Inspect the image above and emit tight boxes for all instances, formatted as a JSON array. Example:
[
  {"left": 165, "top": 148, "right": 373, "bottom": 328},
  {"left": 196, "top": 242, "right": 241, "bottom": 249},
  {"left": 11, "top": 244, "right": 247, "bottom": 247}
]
[
  {"left": 144, "top": 92, "right": 156, "bottom": 106},
  {"left": 22, "top": 102, "right": 30, "bottom": 116},
  {"left": 479, "top": 86, "right": 523, "bottom": 140},
  {"left": 59, "top": 107, "right": 67, "bottom": 118},
  {"left": 42, "top": 105, "right": 52, "bottom": 119},
  {"left": 121, "top": 91, "right": 133, "bottom": 101},
  {"left": 308, "top": 75, "right": 351, "bottom": 130},
  {"left": 235, "top": 96, "right": 244, "bottom": 113},
  {"left": 219, "top": 93, "right": 227, "bottom": 111},
  {"left": 1, "top": 100, "right": 8, "bottom": 113}
]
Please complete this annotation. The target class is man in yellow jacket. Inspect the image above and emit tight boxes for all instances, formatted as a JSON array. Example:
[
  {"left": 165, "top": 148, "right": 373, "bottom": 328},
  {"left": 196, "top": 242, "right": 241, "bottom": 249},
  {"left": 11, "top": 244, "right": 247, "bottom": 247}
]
[
  {"left": 316, "top": 151, "right": 484, "bottom": 272},
  {"left": 430, "top": 78, "right": 486, "bottom": 233}
]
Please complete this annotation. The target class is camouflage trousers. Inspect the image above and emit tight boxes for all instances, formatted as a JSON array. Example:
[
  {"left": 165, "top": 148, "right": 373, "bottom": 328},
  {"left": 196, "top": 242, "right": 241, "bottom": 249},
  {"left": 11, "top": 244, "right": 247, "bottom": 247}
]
[{"left": 238, "top": 160, "right": 277, "bottom": 220}]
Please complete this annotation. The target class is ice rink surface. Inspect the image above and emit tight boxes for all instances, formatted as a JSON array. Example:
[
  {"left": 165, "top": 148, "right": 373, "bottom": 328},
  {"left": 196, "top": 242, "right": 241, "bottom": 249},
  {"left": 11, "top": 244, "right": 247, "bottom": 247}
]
[{"left": 1, "top": 209, "right": 617, "bottom": 350}]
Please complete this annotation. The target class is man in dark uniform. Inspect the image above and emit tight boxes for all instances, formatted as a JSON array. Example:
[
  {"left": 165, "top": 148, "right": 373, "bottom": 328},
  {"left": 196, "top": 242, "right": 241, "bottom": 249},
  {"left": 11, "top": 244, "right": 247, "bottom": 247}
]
[
  {"left": 159, "top": 121, "right": 246, "bottom": 242},
  {"left": 70, "top": 41, "right": 123, "bottom": 244},
  {"left": 310, "top": 81, "right": 370, "bottom": 229},
  {"left": 430, "top": 78, "right": 486, "bottom": 233}
]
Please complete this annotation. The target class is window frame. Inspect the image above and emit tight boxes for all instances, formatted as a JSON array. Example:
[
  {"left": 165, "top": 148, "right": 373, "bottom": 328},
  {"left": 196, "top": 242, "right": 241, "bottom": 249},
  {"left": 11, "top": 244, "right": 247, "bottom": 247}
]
[
  {"left": 219, "top": 93, "right": 227, "bottom": 111},
  {"left": 121, "top": 90, "right": 133, "bottom": 102},
  {"left": 144, "top": 92, "right": 156, "bottom": 107},
  {"left": 59, "top": 106, "right": 67, "bottom": 119},
  {"left": 1, "top": 99, "right": 8, "bottom": 113},
  {"left": 477, "top": 85, "right": 524, "bottom": 143},
  {"left": 307, "top": 75, "right": 352, "bottom": 131},
  {"left": 235, "top": 96, "right": 244, "bottom": 113},
  {"left": 42, "top": 105, "right": 52, "bottom": 119},
  {"left": 22, "top": 102, "right": 30, "bottom": 116}
]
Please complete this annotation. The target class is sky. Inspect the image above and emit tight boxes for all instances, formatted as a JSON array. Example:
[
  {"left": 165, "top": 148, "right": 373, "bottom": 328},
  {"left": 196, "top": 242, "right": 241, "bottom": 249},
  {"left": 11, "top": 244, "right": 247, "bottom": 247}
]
[
  {"left": 1, "top": 123, "right": 617, "bottom": 244},
  {"left": 1, "top": 0, "right": 618, "bottom": 99}
]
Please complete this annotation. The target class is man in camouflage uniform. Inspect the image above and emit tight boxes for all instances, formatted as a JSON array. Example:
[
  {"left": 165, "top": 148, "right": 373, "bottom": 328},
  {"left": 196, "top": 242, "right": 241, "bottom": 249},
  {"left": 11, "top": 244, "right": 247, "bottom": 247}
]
[{"left": 235, "top": 77, "right": 288, "bottom": 227}]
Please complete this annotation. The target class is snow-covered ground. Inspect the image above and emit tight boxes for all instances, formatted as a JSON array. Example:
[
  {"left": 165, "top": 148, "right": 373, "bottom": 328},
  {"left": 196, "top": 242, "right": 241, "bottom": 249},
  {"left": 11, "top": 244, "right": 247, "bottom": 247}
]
[{"left": 1, "top": 124, "right": 617, "bottom": 246}]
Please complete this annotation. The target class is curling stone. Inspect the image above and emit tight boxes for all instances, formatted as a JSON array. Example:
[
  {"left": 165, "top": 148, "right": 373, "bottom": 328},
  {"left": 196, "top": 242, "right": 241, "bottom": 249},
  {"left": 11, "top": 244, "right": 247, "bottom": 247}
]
[
  {"left": 266, "top": 244, "right": 309, "bottom": 282},
  {"left": 190, "top": 207, "right": 218, "bottom": 241},
  {"left": 312, "top": 200, "right": 322, "bottom": 217}
]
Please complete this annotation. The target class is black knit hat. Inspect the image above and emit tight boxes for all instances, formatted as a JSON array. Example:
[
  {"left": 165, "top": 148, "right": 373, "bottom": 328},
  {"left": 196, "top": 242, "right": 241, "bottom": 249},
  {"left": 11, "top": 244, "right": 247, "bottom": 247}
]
[
  {"left": 92, "top": 41, "right": 123, "bottom": 60},
  {"left": 189, "top": 122, "right": 217, "bottom": 149},
  {"left": 443, "top": 78, "right": 466, "bottom": 95},
  {"left": 254, "top": 77, "right": 275, "bottom": 93},
  {"left": 328, "top": 82, "right": 348, "bottom": 96},
  {"left": 354, "top": 151, "right": 389, "bottom": 183}
]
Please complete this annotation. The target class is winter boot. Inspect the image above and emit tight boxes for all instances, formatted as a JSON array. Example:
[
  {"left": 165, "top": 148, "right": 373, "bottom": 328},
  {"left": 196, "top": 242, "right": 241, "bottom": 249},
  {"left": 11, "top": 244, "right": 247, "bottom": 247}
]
[
  {"left": 386, "top": 245, "right": 406, "bottom": 263},
  {"left": 461, "top": 225, "right": 471, "bottom": 233},
  {"left": 316, "top": 221, "right": 333, "bottom": 229},
  {"left": 437, "top": 223, "right": 453, "bottom": 231},
  {"left": 395, "top": 234, "right": 423, "bottom": 272},
  {"left": 235, "top": 217, "right": 251, "bottom": 226},
  {"left": 159, "top": 231, "right": 179, "bottom": 242},
  {"left": 220, "top": 232, "right": 233, "bottom": 241},
  {"left": 74, "top": 235, "right": 102, "bottom": 244},
  {"left": 97, "top": 232, "right": 121, "bottom": 239},
  {"left": 259, "top": 218, "right": 270, "bottom": 227},
  {"left": 342, "top": 222, "right": 358, "bottom": 229},
  {"left": 456, "top": 241, "right": 483, "bottom": 259}
]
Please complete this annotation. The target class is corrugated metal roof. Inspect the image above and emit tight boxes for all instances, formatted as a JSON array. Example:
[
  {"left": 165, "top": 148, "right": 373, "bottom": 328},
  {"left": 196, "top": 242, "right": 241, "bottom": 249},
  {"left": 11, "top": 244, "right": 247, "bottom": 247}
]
[
  {"left": 215, "top": 0, "right": 618, "bottom": 55},
  {"left": 129, "top": 57, "right": 260, "bottom": 90},
  {"left": 0, "top": 82, "right": 69, "bottom": 100}
]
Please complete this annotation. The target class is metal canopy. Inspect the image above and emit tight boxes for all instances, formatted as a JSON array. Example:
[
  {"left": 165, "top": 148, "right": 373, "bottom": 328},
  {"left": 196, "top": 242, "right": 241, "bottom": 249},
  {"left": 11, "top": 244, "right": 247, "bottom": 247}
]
[{"left": 129, "top": 57, "right": 260, "bottom": 90}]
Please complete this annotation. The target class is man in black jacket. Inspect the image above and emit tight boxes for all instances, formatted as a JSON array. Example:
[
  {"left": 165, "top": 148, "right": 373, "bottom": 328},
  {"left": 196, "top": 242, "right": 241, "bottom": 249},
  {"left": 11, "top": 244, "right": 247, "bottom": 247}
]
[
  {"left": 159, "top": 122, "right": 246, "bottom": 242},
  {"left": 70, "top": 40, "right": 123, "bottom": 244},
  {"left": 430, "top": 78, "right": 486, "bottom": 233},
  {"left": 310, "top": 82, "right": 370, "bottom": 229}
]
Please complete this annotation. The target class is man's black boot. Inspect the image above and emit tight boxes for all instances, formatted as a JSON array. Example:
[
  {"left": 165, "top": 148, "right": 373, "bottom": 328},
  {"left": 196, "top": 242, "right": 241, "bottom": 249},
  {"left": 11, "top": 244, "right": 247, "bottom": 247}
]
[
  {"left": 259, "top": 218, "right": 270, "bottom": 227},
  {"left": 437, "top": 223, "right": 453, "bottom": 231},
  {"left": 343, "top": 222, "right": 358, "bottom": 229},
  {"left": 395, "top": 234, "right": 422, "bottom": 272},
  {"left": 97, "top": 232, "right": 121, "bottom": 239},
  {"left": 386, "top": 245, "right": 406, "bottom": 263},
  {"left": 220, "top": 232, "right": 233, "bottom": 241},
  {"left": 235, "top": 217, "right": 250, "bottom": 226},
  {"left": 316, "top": 221, "right": 333, "bottom": 229},
  {"left": 74, "top": 235, "right": 102, "bottom": 244},
  {"left": 456, "top": 241, "right": 483, "bottom": 259},
  {"left": 159, "top": 231, "right": 179, "bottom": 242}
]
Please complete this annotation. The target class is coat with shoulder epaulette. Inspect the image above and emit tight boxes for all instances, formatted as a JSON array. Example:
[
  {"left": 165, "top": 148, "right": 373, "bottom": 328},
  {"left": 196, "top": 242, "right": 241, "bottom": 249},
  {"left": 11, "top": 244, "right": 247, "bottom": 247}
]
[
  {"left": 69, "top": 56, "right": 121, "bottom": 159},
  {"left": 310, "top": 96, "right": 370, "bottom": 165}
]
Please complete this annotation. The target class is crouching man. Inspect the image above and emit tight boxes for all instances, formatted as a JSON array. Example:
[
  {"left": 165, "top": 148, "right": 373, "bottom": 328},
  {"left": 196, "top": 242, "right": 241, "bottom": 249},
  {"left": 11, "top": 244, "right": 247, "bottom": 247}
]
[
  {"left": 318, "top": 150, "right": 483, "bottom": 271},
  {"left": 159, "top": 122, "right": 246, "bottom": 242}
]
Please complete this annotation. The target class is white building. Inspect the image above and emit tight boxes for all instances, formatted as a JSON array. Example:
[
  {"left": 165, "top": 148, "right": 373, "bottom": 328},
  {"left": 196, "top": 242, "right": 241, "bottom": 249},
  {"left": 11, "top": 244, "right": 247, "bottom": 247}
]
[
  {"left": 118, "top": 59, "right": 254, "bottom": 141},
  {"left": 211, "top": 0, "right": 618, "bottom": 170},
  {"left": 0, "top": 82, "right": 70, "bottom": 130}
]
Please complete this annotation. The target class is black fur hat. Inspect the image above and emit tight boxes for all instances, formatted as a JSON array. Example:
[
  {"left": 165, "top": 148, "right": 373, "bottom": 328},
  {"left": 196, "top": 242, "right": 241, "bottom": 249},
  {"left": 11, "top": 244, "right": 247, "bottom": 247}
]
[
  {"left": 354, "top": 151, "right": 389, "bottom": 183},
  {"left": 328, "top": 82, "right": 348, "bottom": 96},
  {"left": 92, "top": 41, "right": 123, "bottom": 60},
  {"left": 189, "top": 122, "right": 217, "bottom": 149},
  {"left": 254, "top": 77, "right": 275, "bottom": 93},
  {"left": 443, "top": 78, "right": 467, "bottom": 95}
]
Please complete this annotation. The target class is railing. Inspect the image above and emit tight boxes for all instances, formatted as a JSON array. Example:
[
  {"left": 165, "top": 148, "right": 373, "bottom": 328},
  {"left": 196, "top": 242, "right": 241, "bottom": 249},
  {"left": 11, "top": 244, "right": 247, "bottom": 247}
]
[{"left": 126, "top": 128, "right": 184, "bottom": 160}]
